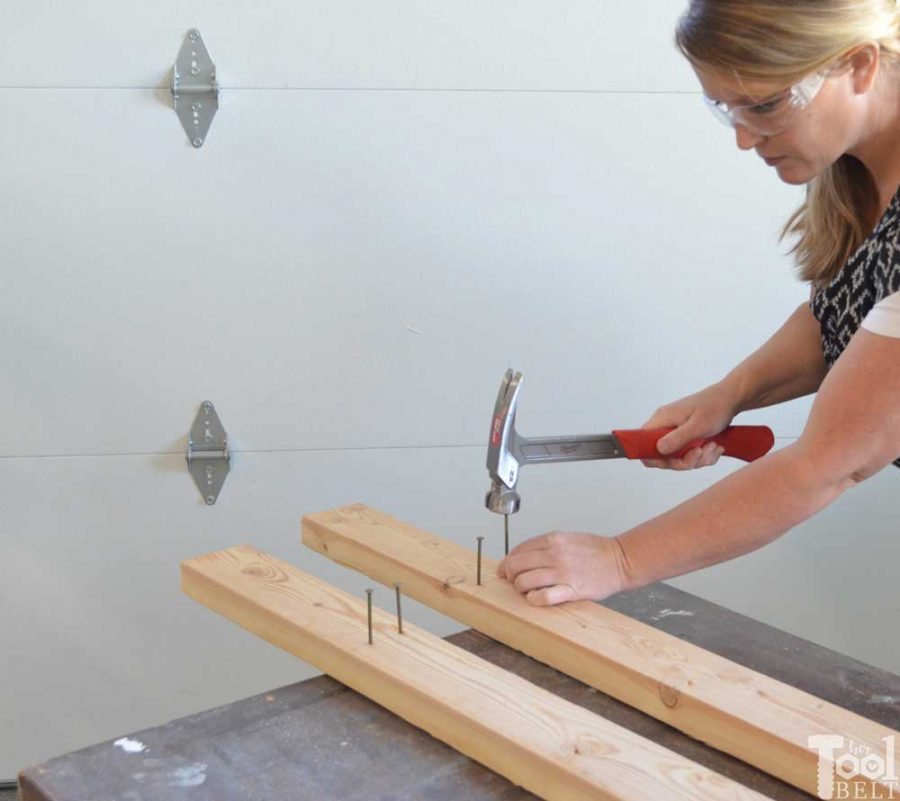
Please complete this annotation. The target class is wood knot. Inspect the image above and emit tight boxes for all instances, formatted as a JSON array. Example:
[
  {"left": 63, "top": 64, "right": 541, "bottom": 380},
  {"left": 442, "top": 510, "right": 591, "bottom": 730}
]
[
  {"left": 242, "top": 563, "right": 284, "bottom": 581},
  {"left": 441, "top": 575, "right": 465, "bottom": 593},
  {"left": 658, "top": 682, "right": 680, "bottom": 708}
]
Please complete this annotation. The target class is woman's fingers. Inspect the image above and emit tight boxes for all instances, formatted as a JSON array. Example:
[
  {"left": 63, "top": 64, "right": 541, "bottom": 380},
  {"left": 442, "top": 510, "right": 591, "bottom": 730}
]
[
  {"left": 498, "top": 531, "right": 562, "bottom": 577},
  {"left": 645, "top": 446, "right": 702, "bottom": 470},
  {"left": 641, "top": 443, "right": 725, "bottom": 470},
  {"left": 695, "top": 442, "right": 725, "bottom": 467},
  {"left": 497, "top": 545, "right": 552, "bottom": 579},
  {"left": 512, "top": 567, "right": 561, "bottom": 594},
  {"left": 526, "top": 584, "right": 577, "bottom": 606},
  {"left": 707, "top": 443, "right": 726, "bottom": 465}
]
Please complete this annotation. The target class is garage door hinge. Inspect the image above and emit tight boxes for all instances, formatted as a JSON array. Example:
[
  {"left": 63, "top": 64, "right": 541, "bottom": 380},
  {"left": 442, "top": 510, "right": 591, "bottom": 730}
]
[
  {"left": 187, "top": 401, "right": 230, "bottom": 505},
  {"left": 171, "top": 29, "right": 219, "bottom": 148}
]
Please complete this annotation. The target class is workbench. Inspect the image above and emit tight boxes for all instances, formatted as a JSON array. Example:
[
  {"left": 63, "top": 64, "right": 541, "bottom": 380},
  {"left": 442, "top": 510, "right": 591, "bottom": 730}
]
[{"left": 18, "top": 582, "right": 900, "bottom": 801}]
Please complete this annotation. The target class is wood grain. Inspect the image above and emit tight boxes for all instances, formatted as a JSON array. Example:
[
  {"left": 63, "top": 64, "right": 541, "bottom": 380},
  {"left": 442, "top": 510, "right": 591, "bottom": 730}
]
[
  {"left": 182, "top": 545, "right": 770, "bottom": 801},
  {"left": 302, "top": 503, "right": 900, "bottom": 799}
]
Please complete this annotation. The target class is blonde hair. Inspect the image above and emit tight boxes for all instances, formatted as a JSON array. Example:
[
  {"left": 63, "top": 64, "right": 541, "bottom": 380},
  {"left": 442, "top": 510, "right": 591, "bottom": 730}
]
[{"left": 675, "top": 1, "right": 900, "bottom": 287}]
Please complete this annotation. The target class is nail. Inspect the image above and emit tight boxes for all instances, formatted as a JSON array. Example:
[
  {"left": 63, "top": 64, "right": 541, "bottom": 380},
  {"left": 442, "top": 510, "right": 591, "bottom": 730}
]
[
  {"left": 366, "top": 588, "right": 373, "bottom": 645},
  {"left": 394, "top": 583, "right": 403, "bottom": 634},
  {"left": 477, "top": 536, "right": 484, "bottom": 585}
]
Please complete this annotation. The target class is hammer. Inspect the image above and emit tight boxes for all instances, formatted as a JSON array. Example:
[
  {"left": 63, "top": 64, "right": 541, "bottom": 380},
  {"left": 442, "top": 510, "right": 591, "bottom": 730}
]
[{"left": 485, "top": 369, "right": 775, "bottom": 554}]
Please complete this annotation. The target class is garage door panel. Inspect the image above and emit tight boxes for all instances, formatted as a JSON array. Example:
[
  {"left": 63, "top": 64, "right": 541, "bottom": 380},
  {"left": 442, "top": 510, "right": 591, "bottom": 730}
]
[
  {"left": 1, "top": 2, "right": 694, "bottom": 91},
  {"left": 0, "top": 89, "right": 810, "bottom": 458}
]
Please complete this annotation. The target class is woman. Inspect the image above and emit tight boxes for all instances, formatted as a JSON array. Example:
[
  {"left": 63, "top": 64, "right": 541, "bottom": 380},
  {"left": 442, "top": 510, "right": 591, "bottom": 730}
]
[{"left": 498, "top": 0, "right": 900, "bottom": 606}]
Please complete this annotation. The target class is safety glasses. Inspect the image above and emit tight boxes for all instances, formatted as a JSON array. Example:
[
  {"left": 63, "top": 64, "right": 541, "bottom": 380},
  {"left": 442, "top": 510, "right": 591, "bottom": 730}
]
[{"left": 703, "top": 69, "right": 828, "bottom": 135}]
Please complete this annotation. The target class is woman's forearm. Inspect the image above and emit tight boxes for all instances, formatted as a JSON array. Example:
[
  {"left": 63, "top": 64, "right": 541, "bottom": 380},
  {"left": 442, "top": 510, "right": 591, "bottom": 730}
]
[
  {"left": 613, "top": 445, "right": 851, "bottom": 589},
  {"left": 717, "top": 302, "right": 828, "bottom": 414}
]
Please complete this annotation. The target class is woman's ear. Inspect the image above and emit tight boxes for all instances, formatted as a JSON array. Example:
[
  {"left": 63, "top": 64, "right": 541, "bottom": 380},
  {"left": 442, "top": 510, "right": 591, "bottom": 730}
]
[{"left": 849, "top": 42, "right": 881, "bottom": 95}]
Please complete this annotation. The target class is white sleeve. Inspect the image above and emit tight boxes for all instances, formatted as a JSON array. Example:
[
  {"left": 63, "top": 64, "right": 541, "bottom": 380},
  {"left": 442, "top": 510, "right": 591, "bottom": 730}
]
[{"left": 861, "top": 291, "right": 900, "bottom": 337}]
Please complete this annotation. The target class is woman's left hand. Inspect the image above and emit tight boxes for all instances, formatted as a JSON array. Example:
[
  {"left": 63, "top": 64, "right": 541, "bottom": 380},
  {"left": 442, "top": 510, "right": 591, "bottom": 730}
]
[{"left": 496, "top": 531, "right": 631, "bottom": 606}]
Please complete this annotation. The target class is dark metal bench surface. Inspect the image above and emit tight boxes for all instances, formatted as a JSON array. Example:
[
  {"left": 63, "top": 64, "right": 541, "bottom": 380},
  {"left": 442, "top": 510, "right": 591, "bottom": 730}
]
[{"left": 19, "top": 582, "right": 900, "bottom": 801}]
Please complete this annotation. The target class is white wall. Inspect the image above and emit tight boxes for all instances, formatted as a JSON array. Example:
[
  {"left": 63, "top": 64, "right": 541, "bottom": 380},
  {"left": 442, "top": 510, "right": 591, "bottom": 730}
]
[{"left": 1, "top": 1, "right": 896, "bottom": 779}]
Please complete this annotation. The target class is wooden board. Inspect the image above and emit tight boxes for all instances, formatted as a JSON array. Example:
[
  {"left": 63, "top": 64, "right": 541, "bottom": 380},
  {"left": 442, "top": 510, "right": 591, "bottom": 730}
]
[
  {"left": 302, "top": 504, "right": 900, "bottom": 799},
  {"left": 181, "top": 545, "right": 771, "bottom": 801}
]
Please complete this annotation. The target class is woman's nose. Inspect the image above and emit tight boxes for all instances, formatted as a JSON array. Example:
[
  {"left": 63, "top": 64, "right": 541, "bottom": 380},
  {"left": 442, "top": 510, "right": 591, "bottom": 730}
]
[{"left": 734, "top": 123, "right": 765, "bottom": 150}]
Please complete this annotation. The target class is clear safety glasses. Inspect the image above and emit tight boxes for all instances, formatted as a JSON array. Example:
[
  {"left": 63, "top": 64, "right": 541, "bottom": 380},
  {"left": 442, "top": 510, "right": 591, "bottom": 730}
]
[{"left": 702, "top": 69, "right": 828, "bottom": 135}]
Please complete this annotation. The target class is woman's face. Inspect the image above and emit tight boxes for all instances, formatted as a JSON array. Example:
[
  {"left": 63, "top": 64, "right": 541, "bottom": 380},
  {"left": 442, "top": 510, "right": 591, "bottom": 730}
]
[{"left": 692, "top": 55, "right": 872, "bottom": 186}]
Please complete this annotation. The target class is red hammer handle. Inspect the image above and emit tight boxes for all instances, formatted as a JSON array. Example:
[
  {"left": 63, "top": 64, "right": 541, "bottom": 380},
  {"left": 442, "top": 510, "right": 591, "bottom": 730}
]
[{"left": 612, "top": 425, "right": 775, "bottom": 463}]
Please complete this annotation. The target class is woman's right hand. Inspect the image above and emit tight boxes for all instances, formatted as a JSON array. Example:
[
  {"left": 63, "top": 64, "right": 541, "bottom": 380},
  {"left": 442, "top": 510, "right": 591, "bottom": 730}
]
[{"left": 640, "top": 383, "right": 740, "bottom": 470}]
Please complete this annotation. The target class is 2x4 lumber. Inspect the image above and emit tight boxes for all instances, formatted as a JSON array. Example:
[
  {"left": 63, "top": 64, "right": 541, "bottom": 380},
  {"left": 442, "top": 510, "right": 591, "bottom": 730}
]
[
  {"left": 302, "top": 504, "right": 900, "bottom": 799},
  {"left": 182, "top": 545, "right": 769, "bottom": 801}
]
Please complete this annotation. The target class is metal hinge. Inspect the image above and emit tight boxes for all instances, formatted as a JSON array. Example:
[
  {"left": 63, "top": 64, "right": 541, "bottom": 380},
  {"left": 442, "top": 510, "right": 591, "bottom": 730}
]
[
  {"left": 171, "top": 29, "right": 219, "bottom": 148},
  {"left": 187, "top": 401, "right": 230, "bottom": 505}
]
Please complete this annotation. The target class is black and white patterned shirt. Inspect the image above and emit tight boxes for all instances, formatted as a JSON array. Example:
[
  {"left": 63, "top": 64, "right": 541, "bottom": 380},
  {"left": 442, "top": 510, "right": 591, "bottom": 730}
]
[{"left": 809, "top": 184, "right": 900, "bottom": 468}]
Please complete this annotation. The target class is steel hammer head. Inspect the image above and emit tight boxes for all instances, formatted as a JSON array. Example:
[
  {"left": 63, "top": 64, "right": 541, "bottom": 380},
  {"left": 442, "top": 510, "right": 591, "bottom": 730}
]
[{"left": 485, "top": 369, "right": 523, "bottom": 515}]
